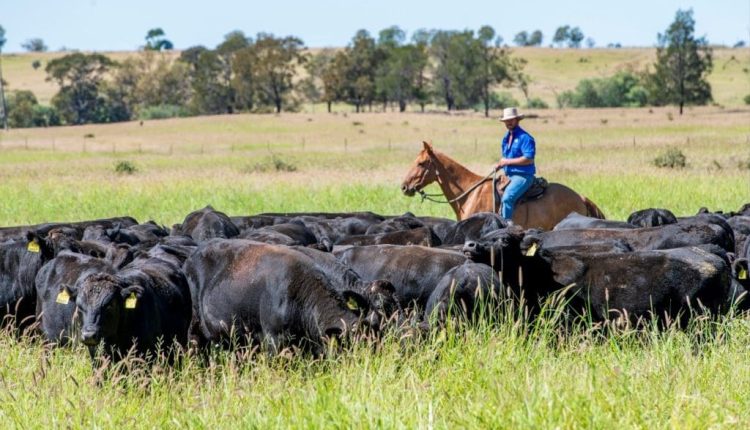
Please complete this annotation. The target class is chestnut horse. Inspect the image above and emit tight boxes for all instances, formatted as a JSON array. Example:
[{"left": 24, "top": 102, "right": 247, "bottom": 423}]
[{"left": 401, "top": 142, "right": 605, "bottom": 230}]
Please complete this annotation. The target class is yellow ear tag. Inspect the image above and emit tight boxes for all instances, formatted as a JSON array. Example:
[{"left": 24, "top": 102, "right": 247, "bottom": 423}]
[
  {"left": 124, "top": 293, "right": 137, "bottom": 309},
  {"left": 27, "top": 241, "right": 40, "bottom": 253},
  {"left": 56, "top": 290, "right": 70, "bottom": 305},
  {"left": 740, "top": 268, "right": 748, "bottom": 280},
  {"left": 346, "top": 296, "right": 359, "bottom": 311},
  {"left": 526, "top": 243, "right": 538, "bottom": 257}
]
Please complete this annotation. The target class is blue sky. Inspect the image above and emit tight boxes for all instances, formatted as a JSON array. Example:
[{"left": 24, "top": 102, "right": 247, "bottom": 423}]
[{"left": 2, "top": 0, "right": 748, "bottom": 52}]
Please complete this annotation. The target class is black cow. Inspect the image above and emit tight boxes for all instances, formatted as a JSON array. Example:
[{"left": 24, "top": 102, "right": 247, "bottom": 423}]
[
  {"left": 554, "top": 212, "right": 634, "bottom": 230},
  {"left": 440, "top": 212, "right": 508, "bottom": 245},
  {"left": 239, "top": 221, "right": 323, "bottom": 248},
  {"left": 364, "top": 213, "right": 426, "bottom": 235},
  {"left": 424, "top": 262, "right": 501, "bottom": 326},
  {"left": 522, "top": 215, "right": 734, "bottom": 254},
  {"left": 290, "top": 246, "right": 400, "bottom": 327},
  {"left": 335, "top": 226, "right": 441, "bottom": 247},
  {"left": 289, "top": 215, "right": 378, "bottom": 244},
  {"left": 42, "top": 227, "right": 109, "bottom": 258},
  {"left": 185, "top": 239, "right": 378, "bottom": 354},
  {"left": 68, "top": 253, "right": 191, "bottom": 360},
  {"left": 465, "top": 227, "right": 733, "bottom": 323},
  {"left": 230, "top": 215, "right": 278, "bottom": 231},
  {"left": 415, "top": 216, "right": 456, "bottom": 244},
  {"left": 0, "top": 236, "right": 55, "bottom": 329},
  {"left": 527, "top": 244, "right": 732, "bottom": 324},
  {"left": 627, "top": 208, "right": 678, "bottom": 227},
  {"left": 334, "top": 245, "right": 467, "bottom": 312},
  {"left": 34, "top": 252, "right": 116, "bottom": 344},
  {"left": 173, "top": 206, "right": 239, "bottom": 242},
  {"left": 727, "top": 216, "right": 750, "bottom": 256},
  {"left": 0, "top": 216, "right": 138, "bottom": 243},
  {"left": 463, "top": 226, "right": 631, "bottom": 312}
]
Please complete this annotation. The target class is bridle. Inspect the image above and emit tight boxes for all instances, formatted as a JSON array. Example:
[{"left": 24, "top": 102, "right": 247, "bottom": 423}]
[{"left": 415, "top": 155, "right": 500, "bottom": 207}]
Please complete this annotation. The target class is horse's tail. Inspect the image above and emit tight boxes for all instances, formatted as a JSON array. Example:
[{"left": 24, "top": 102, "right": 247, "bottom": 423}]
[{"left": 582, "top": 196, "right": 606, "bottom": 219}]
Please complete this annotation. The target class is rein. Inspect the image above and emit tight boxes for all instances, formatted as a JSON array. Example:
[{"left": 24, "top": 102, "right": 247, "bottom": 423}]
[{"left": 418, "top": 168, "right": 500, "bottom": 205}]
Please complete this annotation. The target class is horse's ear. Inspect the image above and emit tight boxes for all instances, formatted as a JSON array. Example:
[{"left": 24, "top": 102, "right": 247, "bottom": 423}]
[{"left": 422, "top": 141, "right": 434, "bottom": 152}]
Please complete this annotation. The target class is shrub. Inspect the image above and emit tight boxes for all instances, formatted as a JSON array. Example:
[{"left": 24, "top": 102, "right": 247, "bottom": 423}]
[
  {"left": 744, "top": 94, "right": 750, "bottom": 105},
  {"left": 245, "top": 155, "right": 297, "bottom": 173},
  {"left": 31, "top": 105, "right": 61, "bottom": 127},
  {"left": 526, "top": 97, "right": 549, "bottom": 109},
  {"left": 557, "top": 71, "right": 648, "bottom": 108},
  {"left": 138, "top": 104, "right": 190, "bottom": 120},
  {"left": 653, "top": 148, "right": 686, "bottom": 168},
  {"left": 474, "top": 92, "right": 519, "bottom": 111},
  {"left": 114, "top": 160, "right": 137, "bottom": 175}
]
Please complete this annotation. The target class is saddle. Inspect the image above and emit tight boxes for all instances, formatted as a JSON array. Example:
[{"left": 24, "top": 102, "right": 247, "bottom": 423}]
[{"left": 494, "top": 175, "right": 548, "bottom": 205}]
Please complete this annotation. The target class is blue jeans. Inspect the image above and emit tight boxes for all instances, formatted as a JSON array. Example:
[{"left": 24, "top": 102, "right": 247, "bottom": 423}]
[{"left": 501, "top": 174, "right": 534, "bottom": 219}]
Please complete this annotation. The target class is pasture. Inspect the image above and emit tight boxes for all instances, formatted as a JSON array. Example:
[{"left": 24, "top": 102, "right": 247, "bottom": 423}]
[{"left": 0, "top": 106, "right": 749, "bottom": 427}]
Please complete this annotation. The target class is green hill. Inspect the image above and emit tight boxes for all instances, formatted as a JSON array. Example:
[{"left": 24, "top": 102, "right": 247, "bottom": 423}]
[{"left": 1, "top": 47, "right": 748, "bottom": 107}]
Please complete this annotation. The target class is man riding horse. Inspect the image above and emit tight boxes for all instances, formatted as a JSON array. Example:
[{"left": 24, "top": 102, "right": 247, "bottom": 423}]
[{"left": 494, "top": 107, "right": 535, "bottom": 226}]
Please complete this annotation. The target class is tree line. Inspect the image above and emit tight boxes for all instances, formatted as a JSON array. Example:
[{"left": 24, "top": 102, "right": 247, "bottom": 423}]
[{"left": 0, "top": 10, "right": 726, "bottom": 128}]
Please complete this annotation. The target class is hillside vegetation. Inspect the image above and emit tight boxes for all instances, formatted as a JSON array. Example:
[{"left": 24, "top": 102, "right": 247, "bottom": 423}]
[{"left": 2, "top": 47, "right": 748, "bottom": 107}]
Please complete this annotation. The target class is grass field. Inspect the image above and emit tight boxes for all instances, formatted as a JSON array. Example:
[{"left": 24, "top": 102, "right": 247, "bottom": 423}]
[
  {"left": 0, "top": 107, "right": 749, "bottom": 427},
  {"left": 2, "top": 47, "right": 749, "bottom": 107}
]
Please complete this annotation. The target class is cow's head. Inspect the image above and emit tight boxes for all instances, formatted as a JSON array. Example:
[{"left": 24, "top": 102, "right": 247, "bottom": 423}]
[
  {"left": 401, "top": 142, "right": 439, "bottom": 197},
  {"left": 74, "top": 273, "right": 143, "bottom": 347},
  {"left": 24, "top": 230, "right": 56, "bottom": 261},
  {"left": 463, "top": 225, "right": 526, "bottom": 267},
  {"left": 361, "top": 280, "right": 400, "bottom": 331}
]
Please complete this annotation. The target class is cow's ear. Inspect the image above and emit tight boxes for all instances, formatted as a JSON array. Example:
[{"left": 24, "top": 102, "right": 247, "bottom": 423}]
[
  {"left": 121, "top": 285, "right": 145, "bottom": 299},
  {"left": 25, "top": 230, "right": 53, "bottom": 258},
  {"left": 422, "top": 141, "right": 434, "bottom": 152},
  {"left": 520, "top": 235, "right": 541, "bottom": 258},
  {"left": 734, "top": 258, "right": 749, "bottom": 286},
  {"left": 342, "top": 291, "right": 368, "bottom": 315},
  {"left": 56, "top": 284, "right": 77, "bottom": 305}
]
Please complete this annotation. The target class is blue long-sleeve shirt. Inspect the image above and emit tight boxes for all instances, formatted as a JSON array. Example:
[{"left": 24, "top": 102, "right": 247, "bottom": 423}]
[{"left": 501, "top": 125, "right": 536, "bottom": 176}]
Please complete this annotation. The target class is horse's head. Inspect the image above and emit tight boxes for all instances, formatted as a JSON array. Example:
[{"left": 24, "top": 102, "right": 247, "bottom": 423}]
[{"left": 401, "top": 141, "right": 439, "bottom": 196}]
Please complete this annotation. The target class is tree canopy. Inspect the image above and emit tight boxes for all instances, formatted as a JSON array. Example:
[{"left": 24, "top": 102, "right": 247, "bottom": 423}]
[{"left": 647, "top": 9, "right": 713, "bottom": 114}]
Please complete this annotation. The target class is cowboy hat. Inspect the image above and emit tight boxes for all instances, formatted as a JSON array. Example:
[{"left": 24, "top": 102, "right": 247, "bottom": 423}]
[{"left": 498, "top": 107, "right": 525, "bottom": 121}]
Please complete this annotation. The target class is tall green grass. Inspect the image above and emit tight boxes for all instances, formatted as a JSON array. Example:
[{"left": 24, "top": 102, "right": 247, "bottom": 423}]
[{"left": 2, "top": 310, "right": 750, "bottom": 427}]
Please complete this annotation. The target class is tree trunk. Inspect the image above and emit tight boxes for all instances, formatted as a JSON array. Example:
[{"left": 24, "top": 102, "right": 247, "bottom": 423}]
[
  {"left": 0, "top": 54, "right": 7, "bottom": 130},
  {"left": 327, "top": 101, "right": 332, "bottom": 113},
  {"left": 399, "top": 99, "right": 406, "bottom": 112}
]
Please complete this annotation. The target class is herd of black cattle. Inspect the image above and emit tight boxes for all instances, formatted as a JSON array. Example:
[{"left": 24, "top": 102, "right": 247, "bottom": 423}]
[{"left": 1, "top": 203, "right": 749, "bottom": 362}]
